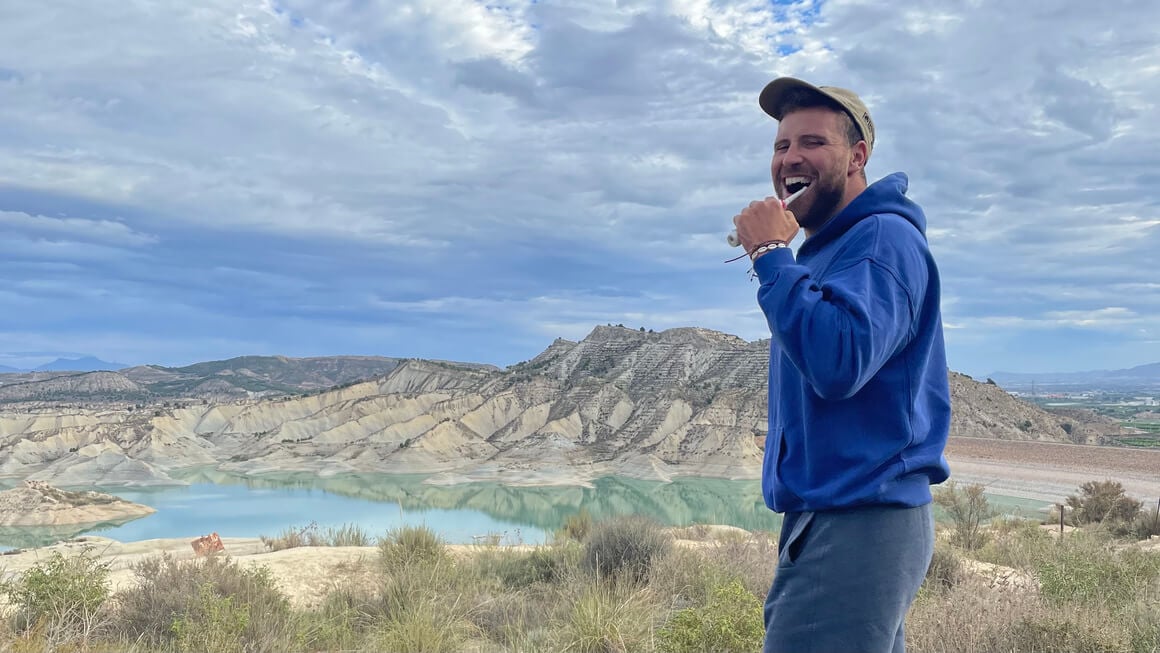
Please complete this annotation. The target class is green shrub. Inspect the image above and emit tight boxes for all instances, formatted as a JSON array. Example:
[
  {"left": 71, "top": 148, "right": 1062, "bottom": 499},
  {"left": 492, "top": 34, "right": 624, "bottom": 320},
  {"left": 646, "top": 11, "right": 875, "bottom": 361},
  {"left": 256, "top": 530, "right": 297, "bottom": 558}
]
[
  {"left": 1034, "top": 534, "right": 1160, "bottom": 608},
  {"left": 0, "top": 549, "right": 111, "bottom": 645},
  {"left": 295, "top": 588, "right": 378, "bottom": 653},
  {"left": 114, "top": 553, "right": 292, "bottom": 652},
  {"left": 379, "top": 524, "right": 447, "bottom": 570},
  {"left": 1066, "top": 480, "right": 1142, "bottom": 528},
  {"left": 471, "top": 543, "right": 583, "bottom": 589},
  {"left": 934, "top": 480, "right": 995, "bottom": 550},
  {"left": 657, "top": 579, "right": 764, "bottom": 653},
  {"left": 582, "top": 515, "right": 673, "bottom": 584},
  {"left": 170, "top": 583, "right": 250, "bottom": 653}
]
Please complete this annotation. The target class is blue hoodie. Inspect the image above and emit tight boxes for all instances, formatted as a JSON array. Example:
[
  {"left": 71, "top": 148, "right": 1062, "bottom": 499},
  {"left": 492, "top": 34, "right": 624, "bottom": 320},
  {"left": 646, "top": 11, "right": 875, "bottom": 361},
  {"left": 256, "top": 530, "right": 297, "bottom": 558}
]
[{"left": 752, "top": 172, "right": 951, "bottom": 514}]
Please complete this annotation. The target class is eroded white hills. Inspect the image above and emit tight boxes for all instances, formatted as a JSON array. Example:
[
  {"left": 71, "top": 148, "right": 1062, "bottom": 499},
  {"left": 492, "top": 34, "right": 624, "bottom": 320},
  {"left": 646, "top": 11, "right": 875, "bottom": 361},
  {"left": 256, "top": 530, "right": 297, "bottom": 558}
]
[{"left": 0, "top": 326, "right": 1129, "bottom": 487}]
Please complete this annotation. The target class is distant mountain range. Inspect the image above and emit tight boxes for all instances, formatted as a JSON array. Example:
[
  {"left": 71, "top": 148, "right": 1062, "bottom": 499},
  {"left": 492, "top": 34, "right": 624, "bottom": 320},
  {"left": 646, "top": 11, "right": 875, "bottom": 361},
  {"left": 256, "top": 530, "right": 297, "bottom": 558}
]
[
  {"left": 0, "top": 325, "right": 1134, "bottom": 487},
  {"left": 0, "top": 354, "right": 496, "bottom": 406},
  {"left": 0, "top": 357, "right": 128, "bottom": 373},
  {"left": 987, "top": 362, "right": 1160, "bottom": 391}
]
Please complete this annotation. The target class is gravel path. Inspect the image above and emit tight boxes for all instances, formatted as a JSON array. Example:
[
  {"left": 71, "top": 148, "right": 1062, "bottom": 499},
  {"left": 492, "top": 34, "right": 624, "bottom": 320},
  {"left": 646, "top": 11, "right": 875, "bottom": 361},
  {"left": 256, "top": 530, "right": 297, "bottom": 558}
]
[{"left": 944, "top": 436, "right": 1160, "bottom": 507}]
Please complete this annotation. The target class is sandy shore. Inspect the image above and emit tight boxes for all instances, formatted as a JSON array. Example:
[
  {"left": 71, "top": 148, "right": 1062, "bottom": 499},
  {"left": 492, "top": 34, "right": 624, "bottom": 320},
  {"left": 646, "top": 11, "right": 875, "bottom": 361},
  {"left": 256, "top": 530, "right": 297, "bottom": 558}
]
[
  {"left": 0, "top": 525, "right": 757, "bottom": 611},
  {"left": 0, "top": 535, "right": 385, "bottom": 609}
]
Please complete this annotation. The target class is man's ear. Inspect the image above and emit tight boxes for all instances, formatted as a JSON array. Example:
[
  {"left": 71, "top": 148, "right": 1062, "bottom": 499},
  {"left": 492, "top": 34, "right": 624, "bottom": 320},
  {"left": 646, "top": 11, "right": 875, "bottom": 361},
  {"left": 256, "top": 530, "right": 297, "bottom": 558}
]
[{"left": 848, "top": 141, "right": 868, "bottom": 176}]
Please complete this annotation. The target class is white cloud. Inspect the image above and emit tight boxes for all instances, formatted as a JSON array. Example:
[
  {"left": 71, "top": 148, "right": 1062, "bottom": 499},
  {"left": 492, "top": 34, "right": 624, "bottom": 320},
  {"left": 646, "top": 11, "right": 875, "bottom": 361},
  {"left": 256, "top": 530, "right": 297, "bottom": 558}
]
[
  {"left": 1, "top": 0, "right": 1159, "bottom": 373},
  {"left": 0, "top": 211, "right": 157, "bottom": 247}
]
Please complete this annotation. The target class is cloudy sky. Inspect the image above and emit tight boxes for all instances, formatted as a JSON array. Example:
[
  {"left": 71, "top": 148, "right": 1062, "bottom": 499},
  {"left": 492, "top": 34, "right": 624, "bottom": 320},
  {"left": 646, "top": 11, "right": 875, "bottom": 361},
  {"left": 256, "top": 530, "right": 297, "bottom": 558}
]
[{"left": 1, "top": 0, "right": 1158, "bottom": 378}]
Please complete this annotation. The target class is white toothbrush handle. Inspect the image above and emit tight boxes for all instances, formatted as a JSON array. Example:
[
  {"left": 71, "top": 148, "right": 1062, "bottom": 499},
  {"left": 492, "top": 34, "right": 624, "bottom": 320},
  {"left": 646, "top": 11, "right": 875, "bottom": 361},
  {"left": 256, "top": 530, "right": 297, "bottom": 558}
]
[{"left": 726, "top": 186, "right": 807, "bottom": 247}]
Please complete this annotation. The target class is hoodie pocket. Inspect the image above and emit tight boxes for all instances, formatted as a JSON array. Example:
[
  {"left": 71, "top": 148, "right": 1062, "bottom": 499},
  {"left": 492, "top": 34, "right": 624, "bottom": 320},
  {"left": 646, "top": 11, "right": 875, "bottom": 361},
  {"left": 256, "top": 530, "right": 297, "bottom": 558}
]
[{"left": 778, "top": 511, "right": 815, "bottom": 568}]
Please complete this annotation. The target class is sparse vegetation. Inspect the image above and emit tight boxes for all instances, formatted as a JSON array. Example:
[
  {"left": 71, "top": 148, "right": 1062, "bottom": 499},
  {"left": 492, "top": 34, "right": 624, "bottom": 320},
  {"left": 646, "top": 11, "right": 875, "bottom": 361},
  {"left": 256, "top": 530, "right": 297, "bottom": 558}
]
[
  {"left": 0, "top": 549, "right": 111, "bottom": 649},
  {"left": 260, "top": 521, "right": 372, "bottom": 550},
  {"left": 1065, "top": 479, "right": 1143, "bottom": 537},
  {"left": 934, "top": 480, "right": 996, "bottom": 550},
  {"left": 581, "top": 515, "right": 673, "bottom": 584},
  {"left": 2, "top": 487, "right": 1158, "bottom": 652},
  {"left": 379, "top": 524, "right": 448, "bottom": 569}
]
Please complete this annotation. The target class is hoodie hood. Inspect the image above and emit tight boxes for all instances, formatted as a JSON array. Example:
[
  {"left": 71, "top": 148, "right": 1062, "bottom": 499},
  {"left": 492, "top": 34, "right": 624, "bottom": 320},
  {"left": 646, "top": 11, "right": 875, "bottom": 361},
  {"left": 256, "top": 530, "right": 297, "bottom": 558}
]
[{"left": 800, "top": 172, "right": 927, "bottom": 256}]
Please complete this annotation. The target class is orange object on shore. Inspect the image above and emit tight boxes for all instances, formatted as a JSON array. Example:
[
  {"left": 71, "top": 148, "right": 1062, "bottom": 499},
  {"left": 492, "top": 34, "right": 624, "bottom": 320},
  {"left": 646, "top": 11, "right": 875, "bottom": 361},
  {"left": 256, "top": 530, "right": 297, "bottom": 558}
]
[{"left": 191, "top": 532, "right": 225, "bottom": 556}]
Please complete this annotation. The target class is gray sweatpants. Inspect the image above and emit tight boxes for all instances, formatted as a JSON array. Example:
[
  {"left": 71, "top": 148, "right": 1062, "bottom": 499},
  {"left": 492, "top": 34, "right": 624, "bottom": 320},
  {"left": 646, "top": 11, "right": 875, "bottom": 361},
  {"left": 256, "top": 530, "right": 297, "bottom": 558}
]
[{"left": 763, "top": 503, "right": 934, "bottom": 653}]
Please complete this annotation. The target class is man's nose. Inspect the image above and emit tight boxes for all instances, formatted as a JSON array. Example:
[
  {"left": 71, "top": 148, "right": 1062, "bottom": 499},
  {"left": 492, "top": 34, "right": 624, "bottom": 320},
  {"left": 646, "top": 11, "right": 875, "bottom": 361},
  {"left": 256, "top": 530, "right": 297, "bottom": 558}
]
[{"left": 781, "top": 142, "right": 806, "bottom": 165}]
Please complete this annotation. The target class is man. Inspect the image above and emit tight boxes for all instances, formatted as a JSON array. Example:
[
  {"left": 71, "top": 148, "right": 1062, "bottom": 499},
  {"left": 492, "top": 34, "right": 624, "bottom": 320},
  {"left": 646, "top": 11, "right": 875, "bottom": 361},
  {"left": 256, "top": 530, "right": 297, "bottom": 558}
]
[{"left": 731, "top": 77, "right": 952, "bottom": 653}]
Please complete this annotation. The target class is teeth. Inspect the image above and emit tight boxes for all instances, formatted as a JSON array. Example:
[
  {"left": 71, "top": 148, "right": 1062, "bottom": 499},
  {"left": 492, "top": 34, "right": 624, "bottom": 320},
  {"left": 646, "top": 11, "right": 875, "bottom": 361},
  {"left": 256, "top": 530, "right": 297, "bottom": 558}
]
[{"left": 785, "top": 176, "right": 812, "bottom": 186}]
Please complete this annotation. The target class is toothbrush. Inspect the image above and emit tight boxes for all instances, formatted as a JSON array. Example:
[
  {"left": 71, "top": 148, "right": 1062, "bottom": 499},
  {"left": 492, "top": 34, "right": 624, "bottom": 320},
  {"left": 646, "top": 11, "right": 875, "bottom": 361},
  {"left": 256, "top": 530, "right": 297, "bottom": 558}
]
[{"left": 727, "top": 185, "right": 809, "bottom": 247}]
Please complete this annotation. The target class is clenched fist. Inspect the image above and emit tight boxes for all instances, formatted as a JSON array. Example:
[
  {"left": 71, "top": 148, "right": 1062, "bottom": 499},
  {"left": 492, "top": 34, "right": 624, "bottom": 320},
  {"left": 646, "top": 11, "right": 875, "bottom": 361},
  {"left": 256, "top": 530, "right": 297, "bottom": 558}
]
[{"left": 732, "top": 196, "right": 799, "bottom": 253}]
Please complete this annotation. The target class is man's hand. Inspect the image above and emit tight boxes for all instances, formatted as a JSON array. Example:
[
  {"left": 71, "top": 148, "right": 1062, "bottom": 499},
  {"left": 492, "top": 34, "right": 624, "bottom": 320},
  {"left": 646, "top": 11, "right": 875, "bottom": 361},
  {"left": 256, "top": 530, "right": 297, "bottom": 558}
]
[{"left": 732, "top": 196, "right": 799, "bottom": 252}]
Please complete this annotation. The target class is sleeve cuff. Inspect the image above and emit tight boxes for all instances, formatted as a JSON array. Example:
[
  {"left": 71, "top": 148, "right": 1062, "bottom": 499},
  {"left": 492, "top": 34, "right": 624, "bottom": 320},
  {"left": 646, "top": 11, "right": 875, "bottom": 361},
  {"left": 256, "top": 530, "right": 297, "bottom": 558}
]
[{"left": 752, "top": 246, "right": 797, "bottom": 284}]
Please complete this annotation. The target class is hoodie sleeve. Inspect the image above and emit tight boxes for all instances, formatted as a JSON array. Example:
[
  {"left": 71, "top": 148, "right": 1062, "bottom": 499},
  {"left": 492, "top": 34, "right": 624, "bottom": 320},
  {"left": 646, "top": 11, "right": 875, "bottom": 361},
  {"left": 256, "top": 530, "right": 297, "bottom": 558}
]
[{"left": 751, "top": 245, "right": 920, "bottom": 400}]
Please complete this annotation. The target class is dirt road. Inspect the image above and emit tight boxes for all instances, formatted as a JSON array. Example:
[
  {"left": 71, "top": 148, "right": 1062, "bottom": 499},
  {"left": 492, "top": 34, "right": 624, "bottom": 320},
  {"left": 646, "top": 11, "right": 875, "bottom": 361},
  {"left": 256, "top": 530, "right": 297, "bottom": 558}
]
[{"left": 944, "top": 436, "right": 1160, "bottom": 506}]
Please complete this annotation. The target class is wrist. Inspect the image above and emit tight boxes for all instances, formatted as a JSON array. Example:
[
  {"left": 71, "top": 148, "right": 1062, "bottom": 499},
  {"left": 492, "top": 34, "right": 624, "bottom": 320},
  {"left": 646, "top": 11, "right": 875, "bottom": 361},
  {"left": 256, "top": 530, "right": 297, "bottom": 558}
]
[{"left": 749, "top": 240, "right": 789, "bottom": 261}]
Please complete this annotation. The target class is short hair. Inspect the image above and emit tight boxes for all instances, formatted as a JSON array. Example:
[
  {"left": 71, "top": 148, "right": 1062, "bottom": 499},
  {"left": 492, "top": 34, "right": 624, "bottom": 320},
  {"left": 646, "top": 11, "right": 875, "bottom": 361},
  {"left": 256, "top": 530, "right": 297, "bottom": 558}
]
[{"left": 778, "top": 88, "right": 864, "bottom": 150}]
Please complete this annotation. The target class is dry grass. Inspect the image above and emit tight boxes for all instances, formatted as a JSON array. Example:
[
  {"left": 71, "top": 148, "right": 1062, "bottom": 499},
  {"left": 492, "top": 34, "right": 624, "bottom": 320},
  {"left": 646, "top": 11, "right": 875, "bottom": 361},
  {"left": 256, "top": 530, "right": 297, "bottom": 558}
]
[{"left": 2, "top": 517, "right": 1158, "bottom": 652}]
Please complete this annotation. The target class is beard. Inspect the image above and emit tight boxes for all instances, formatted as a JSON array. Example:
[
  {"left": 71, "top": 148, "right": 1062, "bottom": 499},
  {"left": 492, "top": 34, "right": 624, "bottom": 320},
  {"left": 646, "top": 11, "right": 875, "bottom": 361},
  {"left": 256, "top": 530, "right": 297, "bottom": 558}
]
[{"left": 792, "top": 169, "right": 845, "bottom": 232}]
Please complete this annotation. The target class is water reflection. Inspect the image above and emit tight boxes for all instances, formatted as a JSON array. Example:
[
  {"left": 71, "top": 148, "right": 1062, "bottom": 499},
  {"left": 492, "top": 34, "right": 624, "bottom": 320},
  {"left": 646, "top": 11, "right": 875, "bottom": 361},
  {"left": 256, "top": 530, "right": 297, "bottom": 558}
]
[
  {"left": 0, "top": 469, "right": 1052, "bottom": 550},
  {"left": 171, "top": 468, "right": 784, "bottom": 534}
]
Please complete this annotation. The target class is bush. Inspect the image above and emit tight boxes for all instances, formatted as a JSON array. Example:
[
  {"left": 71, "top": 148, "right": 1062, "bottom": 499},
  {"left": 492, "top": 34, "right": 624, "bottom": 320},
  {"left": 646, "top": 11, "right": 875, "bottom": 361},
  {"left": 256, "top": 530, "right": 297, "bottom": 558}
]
[
  {"left": 923, "top": 542, "right": 964, "bottom": 593},
  {"left": 556, "top": 579, "right": 659, "bottom": 653},
  {"left": 649, "top": 546, "right": 739, "bottom": 611},
  {"left": 169, "top": 583, "right": 251, "bottom": 653},
  {"left": 657, "top": 579, "right": 764, "bottom": 653},
  {"left": 1132, "top": 506, "right": 1160, "bottom": 539},
  {"left": 369, "top": 601, "right": 476, "bottom": 653},
  {"left": 296, "top": 588, "right": 379, "bottom": 653},
  {"left": 975, "top": 518, "right": 1053, "bottom": 570},
  {"left": 113, "top": 553, "right": 292, "bottom": 652},
  {"left": 379, "top": 524, "right": 447, "bottom": 570},
  {"left": 261, "top": 522, "right": 326, "bottom": 550},
  {"left": 261, "top": 521, "right": 372, "bottom": 550},
  {"left": 0, "top": 549, "right": 111, "bottom": 647},
  {"left": 582, "top": 515, "right": 673, "bottom": 584},
  {"left": 560, "top": 509, "right": 594, "bottom": 542},
  {"left": 1065, "top": 480, "right": 1142, "bottom": 528},
  {"left": 934, "top": 480, "right": 995, "bottom": 550},
  {"left": 470, "top": 543, "right": 583, "bottom": 589},
  {"left": 1033, "top": 533, "right": 1160, "bottom": 608}
]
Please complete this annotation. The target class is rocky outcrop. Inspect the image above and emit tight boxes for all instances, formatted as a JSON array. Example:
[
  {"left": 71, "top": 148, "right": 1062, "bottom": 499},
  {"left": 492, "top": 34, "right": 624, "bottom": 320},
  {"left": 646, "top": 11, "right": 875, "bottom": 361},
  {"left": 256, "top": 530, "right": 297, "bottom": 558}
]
[
  {"left": 0, "top": 326, "right": 1133, "bottom": 488},
  {"left": 0, "top": 480, "right": 155, "bottom": 526},
  {"left": 948, "top": 372, "right": 1119, "bottom": 445}
]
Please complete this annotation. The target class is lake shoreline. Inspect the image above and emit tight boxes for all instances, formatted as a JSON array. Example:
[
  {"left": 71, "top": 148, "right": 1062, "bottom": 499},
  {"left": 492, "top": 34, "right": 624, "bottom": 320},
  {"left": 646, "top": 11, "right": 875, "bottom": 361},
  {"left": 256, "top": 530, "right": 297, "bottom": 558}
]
[{"left": 5, "top": 435, "right": 1150, "bottom": 508}]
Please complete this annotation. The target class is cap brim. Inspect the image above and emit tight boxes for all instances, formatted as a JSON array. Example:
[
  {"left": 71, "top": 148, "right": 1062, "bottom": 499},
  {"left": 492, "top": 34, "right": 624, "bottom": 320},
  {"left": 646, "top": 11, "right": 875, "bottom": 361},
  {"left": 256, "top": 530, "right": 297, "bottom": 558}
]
[{"left": 759, "top": 77, "right": 829, "bottom": 120}]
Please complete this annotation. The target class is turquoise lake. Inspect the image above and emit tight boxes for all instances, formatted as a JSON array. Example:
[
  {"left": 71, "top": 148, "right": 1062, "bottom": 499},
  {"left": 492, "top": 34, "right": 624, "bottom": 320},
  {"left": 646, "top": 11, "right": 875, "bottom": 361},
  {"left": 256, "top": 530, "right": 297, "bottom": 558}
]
[{"left": 0, "top": 471, "right": 1055, "bottom": 550}]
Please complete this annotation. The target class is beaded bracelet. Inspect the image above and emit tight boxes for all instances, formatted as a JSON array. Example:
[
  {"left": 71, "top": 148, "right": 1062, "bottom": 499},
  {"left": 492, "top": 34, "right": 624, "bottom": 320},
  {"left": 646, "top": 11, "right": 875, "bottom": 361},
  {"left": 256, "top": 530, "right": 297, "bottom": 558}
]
[{"left": 749, "top": 241, "right": 789, "bottom": 260}]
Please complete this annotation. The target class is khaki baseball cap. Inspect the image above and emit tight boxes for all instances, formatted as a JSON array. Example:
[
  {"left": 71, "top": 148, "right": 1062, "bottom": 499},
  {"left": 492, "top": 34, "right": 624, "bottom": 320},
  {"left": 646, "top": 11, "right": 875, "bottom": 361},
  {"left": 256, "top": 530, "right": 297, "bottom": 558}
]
[{"left": 759, "top": 77, "right": 875, "bottom": 158}]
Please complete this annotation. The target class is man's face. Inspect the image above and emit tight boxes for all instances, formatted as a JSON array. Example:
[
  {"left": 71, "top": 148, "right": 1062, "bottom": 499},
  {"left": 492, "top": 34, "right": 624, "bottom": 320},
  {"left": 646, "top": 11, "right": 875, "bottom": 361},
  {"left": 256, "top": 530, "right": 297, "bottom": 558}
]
[{"left": 770, "top": 106, "right": 854, "bottom": 232}]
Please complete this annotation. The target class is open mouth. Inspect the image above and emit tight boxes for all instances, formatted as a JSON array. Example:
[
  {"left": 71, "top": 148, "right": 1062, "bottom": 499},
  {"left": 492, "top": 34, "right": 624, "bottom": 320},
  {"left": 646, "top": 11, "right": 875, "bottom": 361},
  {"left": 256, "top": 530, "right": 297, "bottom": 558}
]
[{"left": 784, "top": 176, "right": 812, "bottom": 196}]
